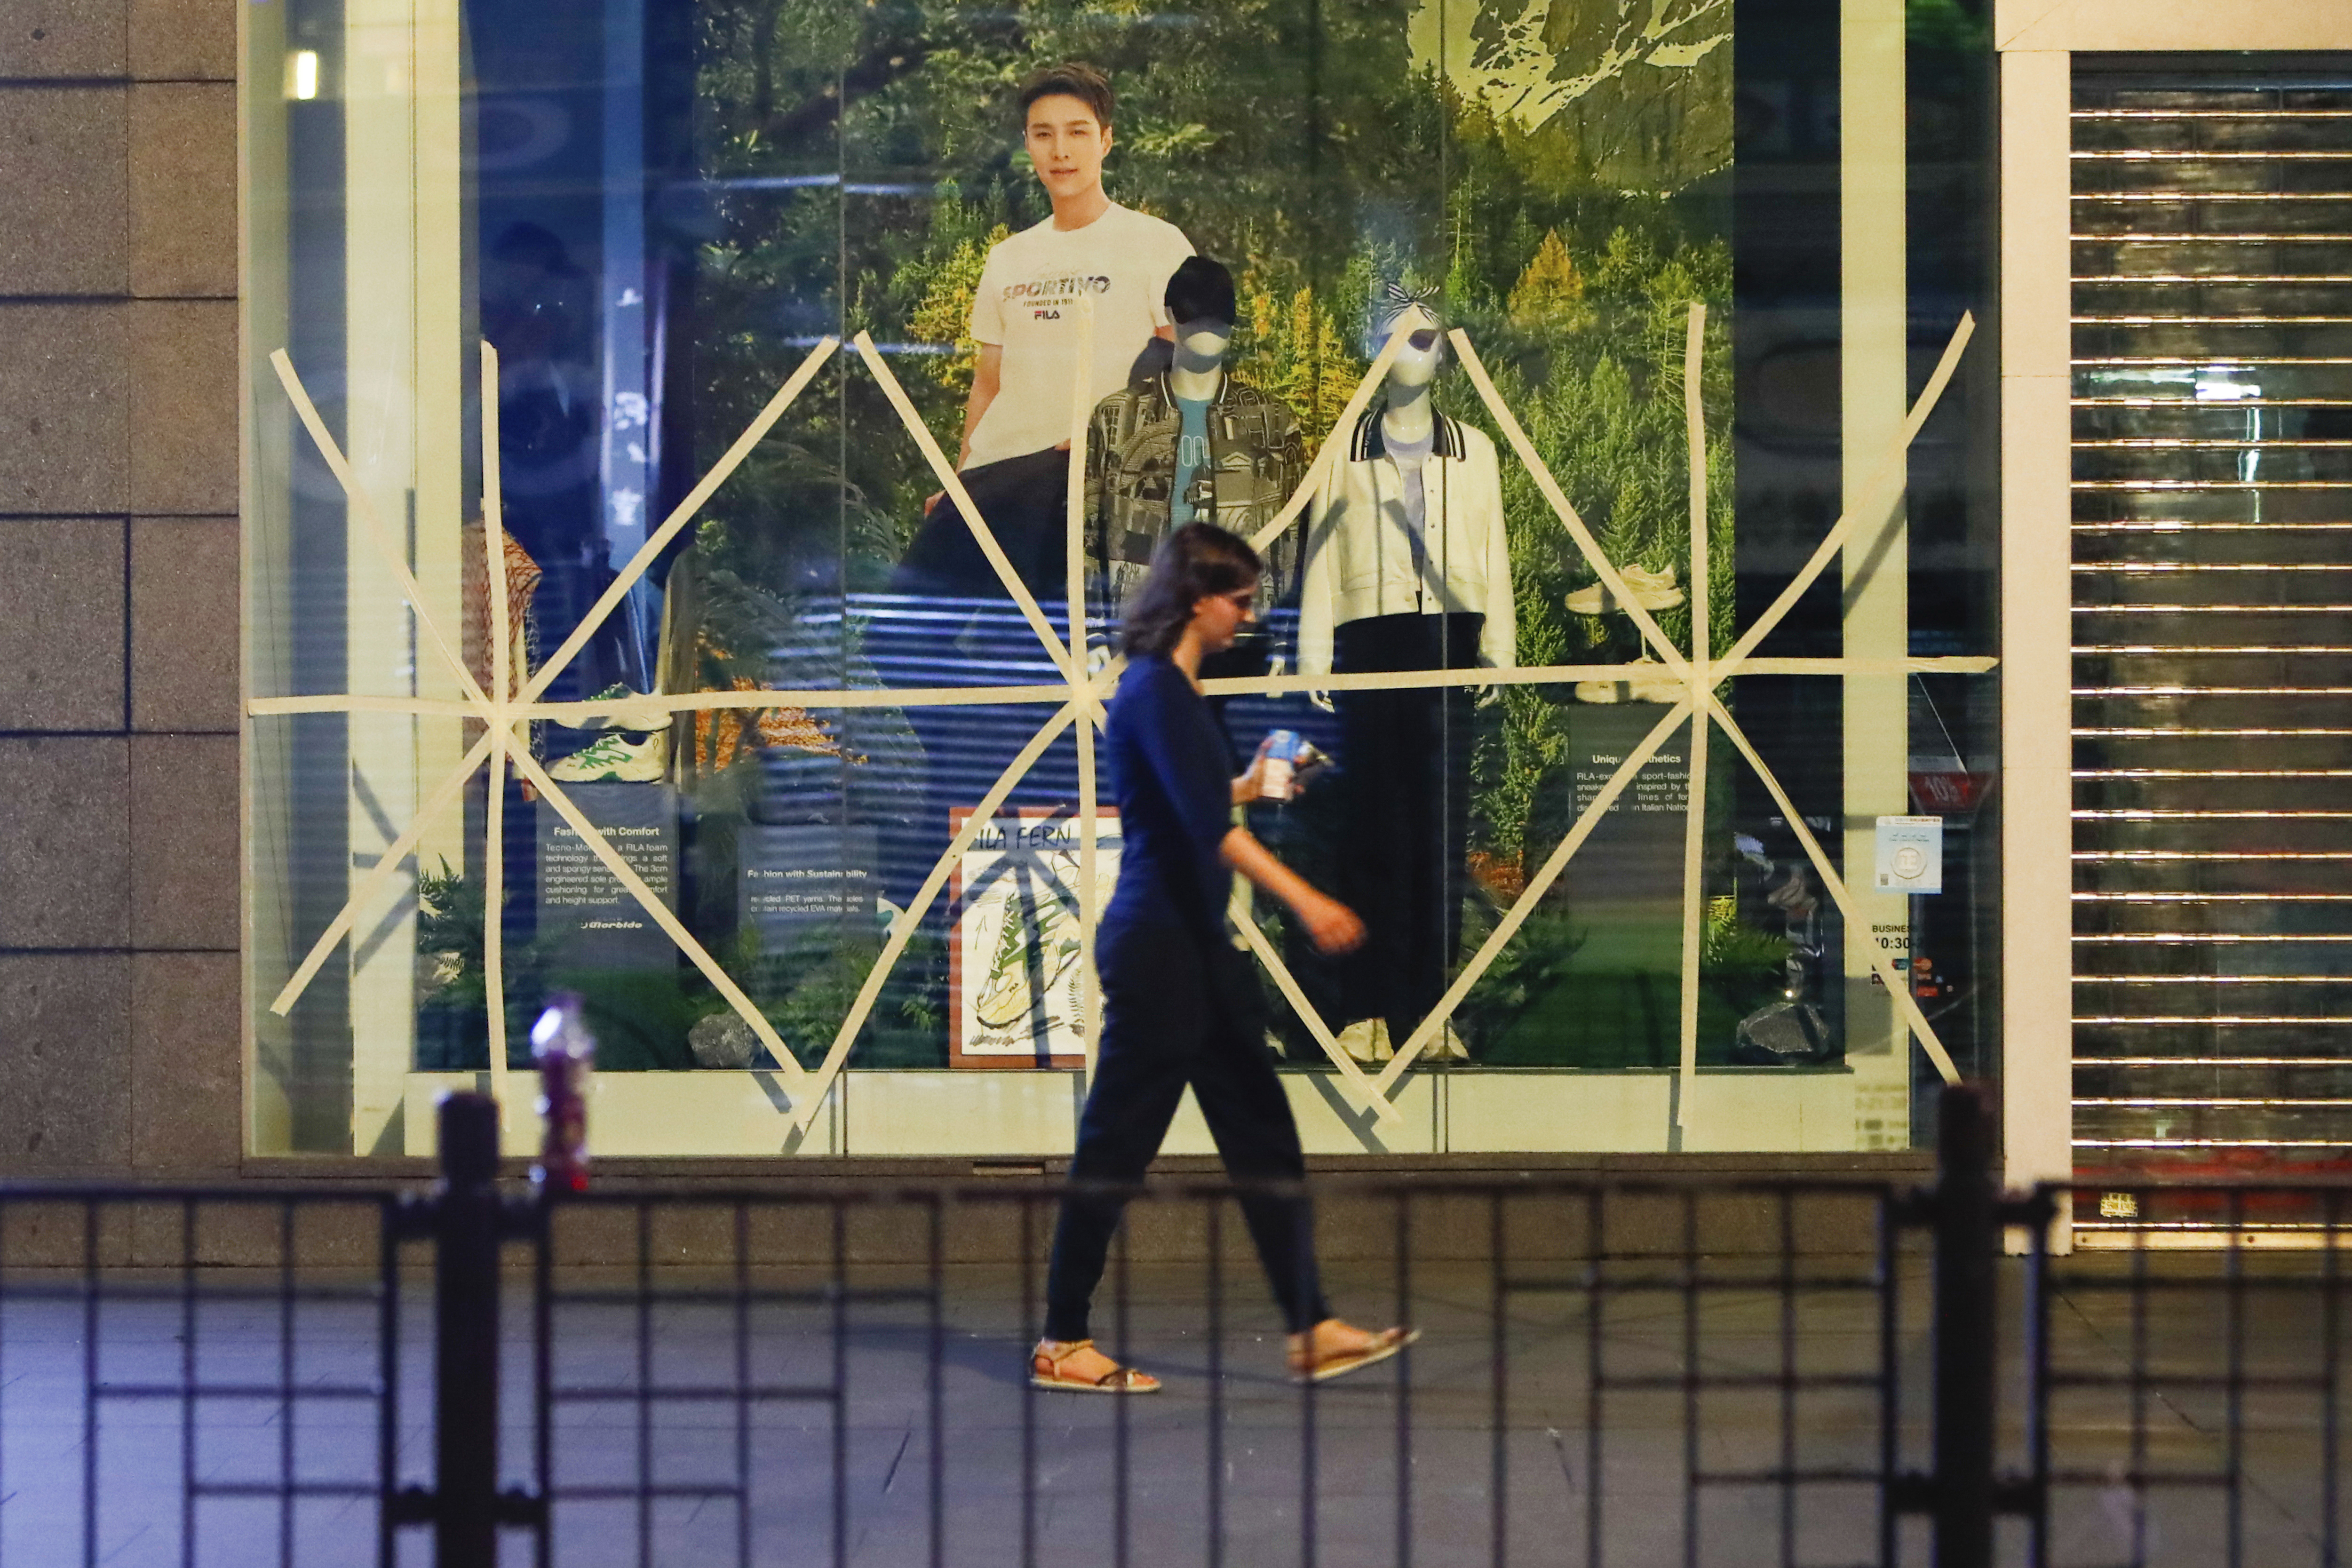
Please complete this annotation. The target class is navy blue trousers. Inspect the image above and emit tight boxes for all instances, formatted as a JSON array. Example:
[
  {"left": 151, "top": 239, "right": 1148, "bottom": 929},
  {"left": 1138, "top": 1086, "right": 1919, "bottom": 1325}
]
[{"left": 1044, "top": 917, "right": 1329, "bottom": 1341}]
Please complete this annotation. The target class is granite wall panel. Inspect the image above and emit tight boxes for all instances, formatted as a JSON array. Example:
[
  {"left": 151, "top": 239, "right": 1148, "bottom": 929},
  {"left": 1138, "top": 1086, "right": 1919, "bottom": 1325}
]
[
  {"left": 0, "top": 954, "right": 133, "bottom": 1170},
  {"left": 0, "top": 734, "right": 129, "bottom": 947},
  {"left": 132, "top": 950, "right": 240, "bottom": 1170},
  {"left": 0, "top": 86, "right": 127, "bottom": 295},
  {"left": 127, "top": 298, "right": 236, "bottom": 514},
  {"left": 130, "top": 732, "right": 238, "bottom": 949},
  {"left": 0, "top": 516, "right": 125, "bottom": 730},
  {"left": 128, "top": 82, "right": 234, "bottom": 297},
  {"left": 127, "top": 0, "right": 230, "bottom": 80},
  {"left": 0, "top": 302, "right": 127, "bottom": 514},
  {"left": 0, "top": 0, "right": 126, "bottom": 79},
  {"left": 130, "top": 515, "right": 237, "bottom": 731}
]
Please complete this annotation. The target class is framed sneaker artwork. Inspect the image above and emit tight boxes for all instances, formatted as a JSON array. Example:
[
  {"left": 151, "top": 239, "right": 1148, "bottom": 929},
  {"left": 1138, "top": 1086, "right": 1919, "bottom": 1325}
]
[{"left": 947, "top": 809, "right": 1123, "bottom": 1068}]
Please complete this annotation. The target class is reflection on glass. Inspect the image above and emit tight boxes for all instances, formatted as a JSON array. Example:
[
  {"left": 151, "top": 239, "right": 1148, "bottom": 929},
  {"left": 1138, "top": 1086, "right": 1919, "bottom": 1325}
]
[{"left": 243, "top": 0, "right": 1995, "bottom": 1155}]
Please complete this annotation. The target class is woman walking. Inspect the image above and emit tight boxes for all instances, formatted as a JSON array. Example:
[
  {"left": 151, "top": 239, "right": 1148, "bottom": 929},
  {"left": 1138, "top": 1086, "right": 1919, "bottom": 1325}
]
[{"left": 1031, "top": 523, "right": 1415, "bottom": 1393}]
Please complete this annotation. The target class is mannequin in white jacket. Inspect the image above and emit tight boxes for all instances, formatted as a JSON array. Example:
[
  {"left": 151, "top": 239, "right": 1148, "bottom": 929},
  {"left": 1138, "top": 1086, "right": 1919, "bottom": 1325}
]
[
  {"left": 1298, "top": 316, "right": 1515, "bottom": 685},
  {"left": 1295, "top": 310, "right": 1516, "bottom": 1062}
]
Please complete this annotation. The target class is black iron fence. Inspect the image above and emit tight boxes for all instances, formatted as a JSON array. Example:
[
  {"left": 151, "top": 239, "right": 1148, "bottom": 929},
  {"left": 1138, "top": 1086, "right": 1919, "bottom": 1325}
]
[{"left": 0, "top": 1088, "right": 2344, "bottom": 1567}]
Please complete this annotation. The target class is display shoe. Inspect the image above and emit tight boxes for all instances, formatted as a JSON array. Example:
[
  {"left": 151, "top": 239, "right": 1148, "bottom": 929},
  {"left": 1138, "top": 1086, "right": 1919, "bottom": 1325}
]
[
  {"left": 1573, "top": 658, "right": 1684, "bottom": 706},
  {"left": 1335, "top": 1018, "right": 1391, "bottom": 1064},
  {"left": 574, "top": 684, "right": 674, "bottom": 733},
  {"left": 1565, "top": 563, "right": 1686, "bottom": 617},
  {"left": 548, "top": 729, "right": 669, "bottom": 783},
  {"left": 1429, "top": 1023, "right": 1470, "bottom": 1061}
]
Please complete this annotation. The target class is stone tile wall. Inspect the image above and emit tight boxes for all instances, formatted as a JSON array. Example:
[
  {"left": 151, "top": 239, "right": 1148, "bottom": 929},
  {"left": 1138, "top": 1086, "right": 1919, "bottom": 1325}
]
[{"left": 0, "top": 0, "right": 240, "bottom": 1176}]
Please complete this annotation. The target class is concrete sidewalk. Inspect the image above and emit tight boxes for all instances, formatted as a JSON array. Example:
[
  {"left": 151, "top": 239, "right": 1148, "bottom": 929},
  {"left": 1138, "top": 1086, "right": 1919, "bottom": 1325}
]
[{"left": 0, "top": 1247, "right": 2325, "bottom": 1567}]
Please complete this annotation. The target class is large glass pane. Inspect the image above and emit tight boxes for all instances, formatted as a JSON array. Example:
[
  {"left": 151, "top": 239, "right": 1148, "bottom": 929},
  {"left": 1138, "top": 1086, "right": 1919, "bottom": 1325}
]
[{"left": 242, "top": 0, "right": 1996, "bottom": 1156}]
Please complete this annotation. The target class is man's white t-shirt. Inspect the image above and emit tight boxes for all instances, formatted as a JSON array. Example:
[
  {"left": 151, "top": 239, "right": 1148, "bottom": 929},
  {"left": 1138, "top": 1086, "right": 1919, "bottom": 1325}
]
[{"left": 965, "top": 203, "right": 1194, "bottom": 470}]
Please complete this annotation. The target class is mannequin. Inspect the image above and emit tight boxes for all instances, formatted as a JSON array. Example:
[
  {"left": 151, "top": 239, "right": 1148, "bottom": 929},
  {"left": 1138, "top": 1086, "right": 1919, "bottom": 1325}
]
[
  {"left": 1087, "top": 256, "right": 1308, "bottom": 650},
  {"left": 1297, "top": 305, "right": 1515, "bottom": 1062}
]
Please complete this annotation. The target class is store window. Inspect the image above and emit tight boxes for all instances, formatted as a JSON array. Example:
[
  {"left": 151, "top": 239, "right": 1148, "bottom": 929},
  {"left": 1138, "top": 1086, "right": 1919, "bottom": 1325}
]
[{"left": 241, "top": 0, "right": 1998, "bottom": 1156}]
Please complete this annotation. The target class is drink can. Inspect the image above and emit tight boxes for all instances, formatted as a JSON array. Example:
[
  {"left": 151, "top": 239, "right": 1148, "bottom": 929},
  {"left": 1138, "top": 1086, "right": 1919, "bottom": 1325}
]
[{"left": 1261, "top": 729, "right": 1300, "bottom": 801}]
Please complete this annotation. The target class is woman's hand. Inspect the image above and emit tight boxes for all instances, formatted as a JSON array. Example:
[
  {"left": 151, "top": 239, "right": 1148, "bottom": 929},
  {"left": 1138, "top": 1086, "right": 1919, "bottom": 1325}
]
[
  {"left": 1298, "top": 893, "right": 1365, "bottom": 955},
  {"left": 1233, "top": 734, "right": 1276, "bottom": 804},
  {"left": 1235, "top": 734, "right": 1314, "bottom": 805},
  {"left": 1221, "top": 826, "right": 1357, "bottom": 951}
]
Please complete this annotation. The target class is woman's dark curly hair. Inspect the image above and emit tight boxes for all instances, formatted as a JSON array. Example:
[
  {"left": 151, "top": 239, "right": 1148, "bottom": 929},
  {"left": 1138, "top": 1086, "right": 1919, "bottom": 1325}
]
[{"left": 1119, "top": 523, "right": 1261, "bottom": 658}]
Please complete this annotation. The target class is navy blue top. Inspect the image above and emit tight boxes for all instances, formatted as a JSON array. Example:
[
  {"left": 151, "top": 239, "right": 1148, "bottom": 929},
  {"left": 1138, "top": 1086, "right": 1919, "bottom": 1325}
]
[{"left": 1105, "top": 653, "right": 1234, "bottom": 941}]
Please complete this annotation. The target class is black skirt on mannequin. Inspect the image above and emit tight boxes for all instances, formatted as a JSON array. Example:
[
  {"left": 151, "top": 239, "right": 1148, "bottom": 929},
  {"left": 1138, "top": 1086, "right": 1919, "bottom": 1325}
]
[{"left": 1328, "top": 612, "right": 1483, "bottom": 1041}]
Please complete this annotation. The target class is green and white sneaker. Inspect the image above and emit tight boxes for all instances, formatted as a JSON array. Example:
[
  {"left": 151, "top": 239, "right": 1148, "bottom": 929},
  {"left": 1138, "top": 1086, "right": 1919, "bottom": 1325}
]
[{"left": 548, "top": 729, "right": 668, "bottom": 782}]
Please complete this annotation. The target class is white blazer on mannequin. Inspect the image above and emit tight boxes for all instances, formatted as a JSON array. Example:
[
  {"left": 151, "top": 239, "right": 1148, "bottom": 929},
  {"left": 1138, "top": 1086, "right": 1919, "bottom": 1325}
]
[{"left": 1298, "top": 404, "right": 1516, "bottom": 678}]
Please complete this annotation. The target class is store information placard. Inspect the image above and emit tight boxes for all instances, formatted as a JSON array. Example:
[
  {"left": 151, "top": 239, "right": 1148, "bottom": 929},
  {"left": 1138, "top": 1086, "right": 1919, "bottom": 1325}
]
[
  {"left": 535, "top": 782, "right": 679, "bottom": 968},
  {"left": 1561, "top": 706, "right": 1691, "bottom": 974},
  {"left": 948, "top": 809, "right": 1121, "bottom": 1067},
  {"left": 740, "top": 825, "right": 879, "bottom": 953}
]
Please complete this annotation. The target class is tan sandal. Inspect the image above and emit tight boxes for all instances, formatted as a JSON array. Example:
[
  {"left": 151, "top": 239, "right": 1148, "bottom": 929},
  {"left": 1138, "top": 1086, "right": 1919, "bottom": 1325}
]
[
  {"left": 1030, "top": 1338, "right": 1161, "bottom": 1394},
  {"left": 1288, "top": 1325, "right": 1419, "bottom": 1385}
]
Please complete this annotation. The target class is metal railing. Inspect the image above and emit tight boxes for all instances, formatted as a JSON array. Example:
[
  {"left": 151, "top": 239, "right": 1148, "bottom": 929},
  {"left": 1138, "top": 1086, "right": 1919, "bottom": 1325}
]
[{"left": 0, "top": 1087, "right": 2344, "bottom": 1566}]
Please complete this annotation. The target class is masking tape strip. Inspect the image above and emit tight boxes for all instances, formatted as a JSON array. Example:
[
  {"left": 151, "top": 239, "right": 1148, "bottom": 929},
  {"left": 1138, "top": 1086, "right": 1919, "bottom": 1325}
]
[
  {"left": 247, "top": 654, "right": 1998, "bottom": 725},
  {"left": 854, "top": 332, "right": 1080, "bottom": 687},
  {"left": 249, "top": 695, "right": 486, "bottom": 717},
  {"left": 1374, "top": 696, "right": 1696, "bottom": 1096},
  {"left": 1675, "top": 304, "right": 1709, "bottom": 1132},
  {"left": 1708, "top": 692, "right": 1963, "bottom": 1086},
  {"left": 522, "top": 337, "right": 839, "bottom": 704},
  {"left": 482, "top": 341, "right": 512, "bottom": 1106},
  {"left": 1685, "top": 303, "right": 1711, "bottom": 662},
  {"left": 538, "top": 685, "right": 1088, "bottom": 718},
  {"left": 791, "top": 701, "right": 1081, "bottom": 1135},
  {"left": 277, "top": 318, "right": 1995, "bottom": 1129},
  {"left": 270, "top": 351, "right": 489, "bottom": 712},
  {"left": 513, "top": 748, "right": 811, "bottom": 1096},
  {"left": 1448, "top": 330, "right": 1691, "bottom": 678},
  {"left": 1226, "top": 904, "right": 1399, "bottom": 1125},
  {"left": 1715, "top": 315, "right": 1976, "bottom": 682},
  {"left": 1065, "top": 299, "right": 1101, "bottom": 1071},
  {"left": 1675, "top": 711, "right": 1710, "bottom": 1130},
  {"left": 270, "top": 730, "right": 497, "bottom": 1016}
]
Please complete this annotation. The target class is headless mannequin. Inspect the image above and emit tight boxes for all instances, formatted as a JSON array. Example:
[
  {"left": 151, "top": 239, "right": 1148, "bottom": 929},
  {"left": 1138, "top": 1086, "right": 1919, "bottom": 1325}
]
[
  {"left": 1376, "top": 326, "right": 1441, "bottom": 444},
  {"left": 1168, "top": 318, "right": 1229, "bottom": 403},
  {"left": 1304, "top": 307, "right": 1492, "bottom": 1059},
  {"left": 1311, "top": 314, "right": 1443, "bottom": 712},
  {"left": 1167, "top": 318, "right": 1228, "bottom": 541},
  {"left": 1165, "top": 317, "right": 1281, "bottom": 693}
]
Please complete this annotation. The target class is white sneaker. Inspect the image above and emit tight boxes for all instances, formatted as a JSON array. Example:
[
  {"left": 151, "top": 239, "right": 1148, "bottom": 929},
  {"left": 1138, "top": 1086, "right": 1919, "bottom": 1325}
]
[
  {"left": 1430, "top": 1023, "right": 1470, "bottom": 1061},
  {"left": 1565, "top": 563, "right": 1685, "bottom": 617},
  {"left": 1573, "top": 657, "right": 1683, "bottom": 706},
  {"left": 574, "top": 684, "right": 674, "bottom": 732}
]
